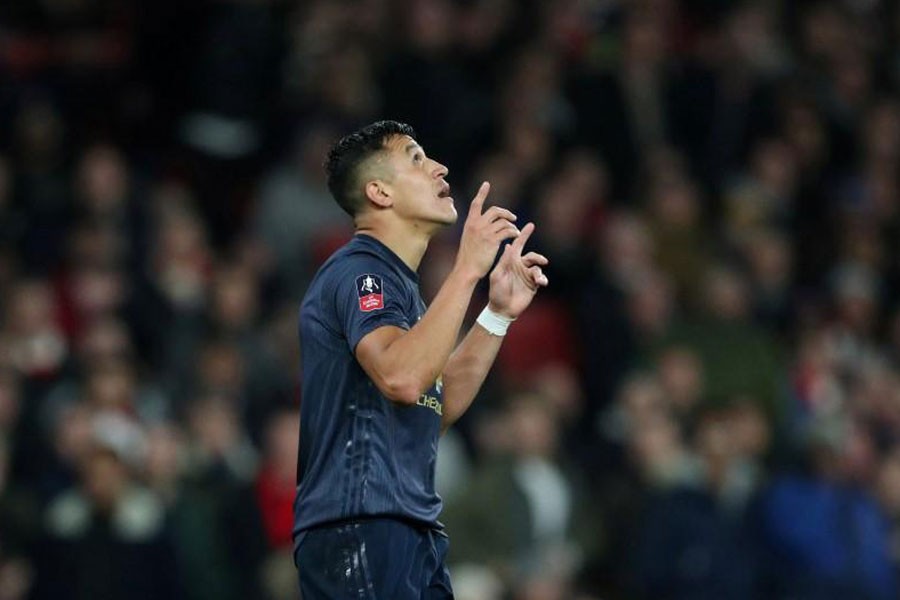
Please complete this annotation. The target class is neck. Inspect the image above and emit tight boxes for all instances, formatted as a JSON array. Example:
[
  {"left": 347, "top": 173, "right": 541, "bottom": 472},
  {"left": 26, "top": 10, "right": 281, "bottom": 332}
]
[{"left": 355, "top": 219, "right": 432, "bottom": 272}]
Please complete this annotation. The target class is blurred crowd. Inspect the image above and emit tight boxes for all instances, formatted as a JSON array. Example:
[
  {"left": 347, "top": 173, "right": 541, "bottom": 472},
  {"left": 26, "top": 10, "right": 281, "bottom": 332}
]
[{"left": 2, "top": 0, "right": 900, "bottom": 599}]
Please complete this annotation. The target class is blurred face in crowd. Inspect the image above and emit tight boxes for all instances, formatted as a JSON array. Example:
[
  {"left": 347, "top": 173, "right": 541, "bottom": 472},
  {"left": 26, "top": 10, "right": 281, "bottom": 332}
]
[
  {"left": 863, "top": 101, "right": 900, "bottom": 164},
  {"left": 831, "top": 48, "right": 872, "bottom": 110},
  {"left": 726, "top": 3, "right": 776, "bottom": 68},
  {"left": 507, "top": 395, "right": 558, "bottom": 459},
  {"left": 77, "top": 317, "right": 133, "bottom": 365},
  {"left": 651, "top": 179, "right": 700, "bottom": 230},
  {"left": 501, "top": 46, "right": 562, "bottom": 123},
  {"left": 530, "top": 364, "right": 583, "bottom": 421},
  {"left": 657, "top": 346, "right": 704, "bottom": 413},
  {"left": 211, "top": 266, "right": 259, "bottom": 331},
  {"left": 82, "top": 447, "right": 129, "bottom": 513},
  {"left": 561, "top": 151, "right": 608, "bottom": 204},
  {"left": 626, "top": 269, "right": 674, "bottom": 338},
  {"left": 318, "top": 46, "right": 377, "bottom": 118},
  {"left": 85, "top": 360, "right": 136, "bottom": 411},
  {"left": 502, "top": 122, "right": 552, "bottom": 175},
  {"left": 265, "top": 302, "right": 301, "bottom": 370},
  {"left": 536, "top": 178, "right": 588, "bottom": 249},
  {"left": 601, "top": 212, "right": 654, "bottom": 279},
  {"left": 144, "top": 423, "right": 184, "bottom": 487},
  {"left": 188, "top": 396, "right": 241, "bottom": 457},
  {"left": 71, "top": 265, "right": 126, "bottom": 318},
  {"left": 623, "top": 9, "right": 666, "bottom": 68},
  {"left": 407, "top": 0, "right": 456, "bottom": 52},
  {"left": 473, "top": 153, "right": 526, "bottom": 211},
  {"left": 752, "top": 139, "right": 797, "bottom": 198},
  {"left": 197, "top": 340, "right": 245, "bottom": 393},
  {"left": 834, "top": 266, "right": 877, "bottom": 334},
  {"left": 840, "top": 420, "right": 878, "bottom": 484},
  {"left": 14, "top": 100, "right": 64, "bottom": 165},
  {"left": 694, "top": 410, "right": 736, "bottom": 475},
  {"left": 457, "top": 0, "right": 509, "bottom": 53},
  {"left": 367, "top": 134, "right": 455, "bottom": 231},
  {"left": 744, "top": 229, "right": 792, "bottom": 291},
  {"left": 862, "top": 165, "right": 898, "bottom": 219},
  {"left": 68, "top": 221, "right": 127, "bottom": 268},
  {"left": 704, "top": 266, "right": 751, "bottom": 321},
  {"left": 619, "top": 374, "right": 667, "bottom": 429},
  {"left": 727, "top": 400, "right": 770, "bottom": 460},
  {"left": 628, "top": 413, "right": 686, "bottom": 484},
  {"left": 54, "top": 403, "right": 94, "bottom": 468},
  {"left": 76, "top": 144, "right": 129, "bottom": 214},
  {"left": 801, "top": 3, "right": 847, "bottom": 62},
  {"left": 783, "top": 102, "right": 826, "bottom": 170},
  {"left": 7, "top": 280, "right": 57, "bottom": 337},
  {"left": 152, "top": 212, "right": 211, "bottom": 308},
  {"left": 297, "top": 126, "right": 338, "bottom": 182},
  {"left": 534, "top": 153, "right": 605, "bottom": 247}
]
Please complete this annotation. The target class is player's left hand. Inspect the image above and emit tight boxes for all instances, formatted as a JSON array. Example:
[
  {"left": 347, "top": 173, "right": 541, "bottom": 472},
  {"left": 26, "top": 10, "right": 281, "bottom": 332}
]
[{"left": 487, "top": 222, "right": 549, "bottom": 319}]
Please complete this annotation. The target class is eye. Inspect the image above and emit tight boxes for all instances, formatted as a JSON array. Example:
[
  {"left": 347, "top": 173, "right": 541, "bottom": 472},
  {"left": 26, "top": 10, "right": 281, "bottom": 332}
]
[{"left": 413, "top": 153, "right": 424, "bottom": 164}]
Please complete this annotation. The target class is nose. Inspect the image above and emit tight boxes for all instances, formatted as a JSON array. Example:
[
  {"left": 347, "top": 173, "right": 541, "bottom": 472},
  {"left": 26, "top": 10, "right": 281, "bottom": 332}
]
[{"left": 431, "top": 159, "right": 448, "bottom": 179}]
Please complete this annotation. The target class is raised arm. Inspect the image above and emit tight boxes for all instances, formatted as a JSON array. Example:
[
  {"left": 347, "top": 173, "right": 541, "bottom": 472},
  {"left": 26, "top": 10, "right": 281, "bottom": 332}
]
[
  {"left": 355, "top": 183, "right": 519, "bottom": 405},
  {"left": 440, "top": 222, "right": 549, "bottom": 431}
]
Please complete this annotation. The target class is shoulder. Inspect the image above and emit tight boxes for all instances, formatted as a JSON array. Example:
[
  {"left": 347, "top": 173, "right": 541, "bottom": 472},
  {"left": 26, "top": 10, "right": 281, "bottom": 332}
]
[
  {"left": 323, "top": 249, "right": 410, "bottom": 300},
  {"left": 316, "top": 240, "right": 392, "bottom": 282},
  {"left": 303, "top": 243, "right": 410, "bottom": 316}
]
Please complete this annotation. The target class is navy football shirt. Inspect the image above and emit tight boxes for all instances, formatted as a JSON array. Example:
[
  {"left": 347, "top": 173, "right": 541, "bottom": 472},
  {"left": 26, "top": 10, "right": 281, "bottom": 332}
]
[{"left": 293, "top": 234, "right": 444, "bottom": 537}]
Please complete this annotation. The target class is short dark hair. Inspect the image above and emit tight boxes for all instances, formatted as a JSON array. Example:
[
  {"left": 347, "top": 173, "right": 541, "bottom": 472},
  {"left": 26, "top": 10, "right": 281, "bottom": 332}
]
[{"left": 325, "top": 120, "right": 416, "bottom": 216}]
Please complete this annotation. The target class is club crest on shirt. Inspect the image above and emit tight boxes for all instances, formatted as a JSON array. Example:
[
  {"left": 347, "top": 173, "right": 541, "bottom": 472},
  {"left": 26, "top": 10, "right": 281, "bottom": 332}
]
[{"left": 356, "top": 274, "right": 384, "bottom": 312}]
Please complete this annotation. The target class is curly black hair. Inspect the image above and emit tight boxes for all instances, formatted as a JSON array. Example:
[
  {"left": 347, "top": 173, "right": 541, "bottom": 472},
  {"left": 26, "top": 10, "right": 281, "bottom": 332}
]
[{"left": 325, "top": 120, "right": 416, "bottom": 216}]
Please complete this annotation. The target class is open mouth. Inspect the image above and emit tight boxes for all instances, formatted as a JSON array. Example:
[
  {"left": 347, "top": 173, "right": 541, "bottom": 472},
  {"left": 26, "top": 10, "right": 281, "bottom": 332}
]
[{"left": 437, "top": 182, "right": 452, "bottom": 199}]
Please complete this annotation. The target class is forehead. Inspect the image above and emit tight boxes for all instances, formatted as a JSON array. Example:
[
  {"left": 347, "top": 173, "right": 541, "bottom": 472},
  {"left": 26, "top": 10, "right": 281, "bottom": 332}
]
[{"left": 383, "top": 134, "right": 421, "bottom": 154}]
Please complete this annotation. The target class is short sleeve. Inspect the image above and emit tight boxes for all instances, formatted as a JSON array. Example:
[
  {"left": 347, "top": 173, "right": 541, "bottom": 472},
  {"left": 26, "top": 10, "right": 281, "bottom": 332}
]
[{"left": 332, "top": 259, "right": 412, "bottom": 352}]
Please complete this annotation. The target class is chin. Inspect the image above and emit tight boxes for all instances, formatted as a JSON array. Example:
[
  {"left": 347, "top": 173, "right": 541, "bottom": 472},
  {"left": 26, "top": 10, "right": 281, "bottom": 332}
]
[
  {"left": 440, "top": 209, "right": 458, "bottom": 225},
  {"left": 421, "top": 212, "right": 457, "bottom": 233},
  {"left": 431, "top": 202, "right": 458, "bottom": 225}
]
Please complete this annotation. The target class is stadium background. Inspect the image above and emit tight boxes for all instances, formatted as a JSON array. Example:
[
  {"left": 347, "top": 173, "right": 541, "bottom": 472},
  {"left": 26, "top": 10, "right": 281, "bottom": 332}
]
[{"left": 2, "top": 0, "right": 900, "bottom": 598}]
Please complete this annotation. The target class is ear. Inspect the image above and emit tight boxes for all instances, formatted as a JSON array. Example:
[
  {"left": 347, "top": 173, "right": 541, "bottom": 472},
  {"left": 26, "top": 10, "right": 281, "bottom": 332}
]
[{"left": 364, "top": 179, "right": 393, "bottom": 209}]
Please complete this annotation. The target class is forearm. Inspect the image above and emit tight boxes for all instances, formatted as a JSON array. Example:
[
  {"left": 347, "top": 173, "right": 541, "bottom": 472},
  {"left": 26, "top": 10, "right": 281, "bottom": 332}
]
[
  {"left": 379, "top": 266, "right": 480, "bottom": 400},
  {"left": 440, "top": 322, "right": 503, "bottom": 431}
]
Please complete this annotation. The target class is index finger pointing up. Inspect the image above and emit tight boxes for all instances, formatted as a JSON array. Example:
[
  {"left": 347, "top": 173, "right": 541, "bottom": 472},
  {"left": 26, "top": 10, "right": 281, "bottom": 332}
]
[{"left": 467, "top": 181, "right": 490, "bottom": 220}]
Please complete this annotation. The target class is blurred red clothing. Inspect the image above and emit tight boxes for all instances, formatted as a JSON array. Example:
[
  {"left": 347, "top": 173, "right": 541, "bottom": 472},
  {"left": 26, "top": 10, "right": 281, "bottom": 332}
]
[{"left": 255, "top": 464, "right": 295, "bottom": 549}]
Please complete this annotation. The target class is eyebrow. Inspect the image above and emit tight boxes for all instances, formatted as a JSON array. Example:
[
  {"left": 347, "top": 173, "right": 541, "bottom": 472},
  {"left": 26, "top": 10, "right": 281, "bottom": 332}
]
[{"left": 405, "top": 142, "right": 422, "bottom": 156}]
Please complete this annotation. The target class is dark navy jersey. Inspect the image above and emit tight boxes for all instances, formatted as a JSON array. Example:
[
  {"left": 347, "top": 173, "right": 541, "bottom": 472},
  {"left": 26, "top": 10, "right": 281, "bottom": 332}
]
[{"left": 293, "top": 234, "right": 444, "bottom": 537}]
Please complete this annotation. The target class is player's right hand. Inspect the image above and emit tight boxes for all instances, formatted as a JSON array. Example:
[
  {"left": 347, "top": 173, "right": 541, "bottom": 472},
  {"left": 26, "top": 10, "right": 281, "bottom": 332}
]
[{"left": 455, "top": 182, "right": 519, "bottom": 279}]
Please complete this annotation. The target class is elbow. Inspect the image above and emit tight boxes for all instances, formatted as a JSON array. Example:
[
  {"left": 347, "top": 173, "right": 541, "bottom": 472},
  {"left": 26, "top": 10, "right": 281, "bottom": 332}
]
[{"left": 380, "top": 376, "right": 425, "bottom": 406}]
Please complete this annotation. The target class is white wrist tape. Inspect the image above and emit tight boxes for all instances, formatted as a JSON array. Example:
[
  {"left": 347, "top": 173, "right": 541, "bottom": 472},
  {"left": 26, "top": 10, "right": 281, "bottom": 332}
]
[{"left": 477, "top": 305, "right": 515, "bottom": 336}]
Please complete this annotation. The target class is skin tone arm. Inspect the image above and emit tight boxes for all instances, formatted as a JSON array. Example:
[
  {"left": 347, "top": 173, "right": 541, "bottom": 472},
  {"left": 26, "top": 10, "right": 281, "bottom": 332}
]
[
  {"left": 355, "top": 183, "right": 521, "bottom": 405},
  {"left": 440, "top": 222, "right": 549, "bottom": 431}
]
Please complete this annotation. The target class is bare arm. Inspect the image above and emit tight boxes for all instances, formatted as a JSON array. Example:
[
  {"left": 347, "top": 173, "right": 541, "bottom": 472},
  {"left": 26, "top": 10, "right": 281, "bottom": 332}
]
[
  {"left": 355, "top": 183, "right": 519, "bottom": 405},
  {"left": 355, "top": 267, "right": 479, "bottom": 404},
  {"left": 440, "top": 325, "right": 502, "bottom": 431},
  {"left": 440, "top": 222, "right": 549, "bottom": 430}
]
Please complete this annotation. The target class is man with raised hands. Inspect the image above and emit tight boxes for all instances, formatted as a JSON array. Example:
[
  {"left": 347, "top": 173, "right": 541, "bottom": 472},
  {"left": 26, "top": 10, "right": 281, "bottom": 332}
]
[{"left": 293, "top": 120, "right": 548, "bottom": 599}]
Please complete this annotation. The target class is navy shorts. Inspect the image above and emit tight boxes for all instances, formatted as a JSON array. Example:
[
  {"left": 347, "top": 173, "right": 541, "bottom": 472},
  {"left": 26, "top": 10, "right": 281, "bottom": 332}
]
[{"left": 294, "top": 518, "right": 454, "bottom": 599}]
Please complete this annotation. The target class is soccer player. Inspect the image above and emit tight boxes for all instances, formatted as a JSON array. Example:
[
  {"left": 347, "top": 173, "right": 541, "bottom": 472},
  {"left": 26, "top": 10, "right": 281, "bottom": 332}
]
[{"left": 293, "top": 121, "right": 549, "bottom": 598}]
